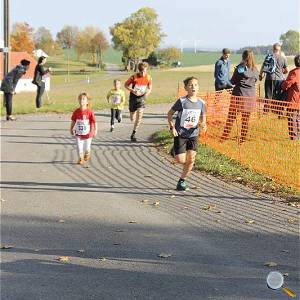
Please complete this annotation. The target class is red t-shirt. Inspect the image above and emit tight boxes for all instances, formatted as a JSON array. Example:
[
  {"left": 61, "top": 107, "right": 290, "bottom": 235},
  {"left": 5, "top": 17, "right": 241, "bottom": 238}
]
[{"left": 71, "top": 108, "right": 96, "bottom": 139}]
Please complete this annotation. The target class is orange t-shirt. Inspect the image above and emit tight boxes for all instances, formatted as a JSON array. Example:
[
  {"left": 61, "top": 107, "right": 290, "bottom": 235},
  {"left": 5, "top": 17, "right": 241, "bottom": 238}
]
[{"left": 125, "top": 73, "right": 152, "bottom": 100}]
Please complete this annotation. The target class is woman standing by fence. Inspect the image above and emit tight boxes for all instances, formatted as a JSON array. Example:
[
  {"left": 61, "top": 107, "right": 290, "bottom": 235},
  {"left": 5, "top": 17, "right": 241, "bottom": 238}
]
[{"left": 220, "top": 50, "right": 259, "bottom": 143}]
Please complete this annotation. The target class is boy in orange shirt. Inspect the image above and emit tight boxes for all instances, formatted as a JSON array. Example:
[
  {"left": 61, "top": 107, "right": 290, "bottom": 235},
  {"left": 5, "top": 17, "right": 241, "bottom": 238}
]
[{"left": 125, "top": 62, "right": 152, "bottom": 142}]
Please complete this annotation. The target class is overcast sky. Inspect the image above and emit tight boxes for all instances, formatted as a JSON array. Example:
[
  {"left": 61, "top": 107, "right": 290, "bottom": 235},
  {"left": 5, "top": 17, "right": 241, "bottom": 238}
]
[{"left": 1, "top": 0, "right": 299, "bottom": 50}]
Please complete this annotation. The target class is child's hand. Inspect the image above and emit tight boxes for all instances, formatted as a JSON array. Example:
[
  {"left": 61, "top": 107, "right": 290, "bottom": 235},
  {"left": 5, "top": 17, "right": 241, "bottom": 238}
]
[
  {"left": 202, "top": 124, "right": 207, "bottom": 133},
  {"left": 94, "top": 130, "right": 97, "bottom": 137},
  {"left": 170, "top": 127, "right": 178, "bottom": 137},
  {"left": 70, "top": 129, "right": 75, "bottom": 136}
]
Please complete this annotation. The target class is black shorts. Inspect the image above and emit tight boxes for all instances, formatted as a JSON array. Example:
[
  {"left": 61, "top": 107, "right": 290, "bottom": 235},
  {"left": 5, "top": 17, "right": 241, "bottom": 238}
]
[
  {"left": 129, "top": 96, "right": 146, "bottom": 112},
  {"left": 174, "top": 136, "right": 198, "bottom": 155}
]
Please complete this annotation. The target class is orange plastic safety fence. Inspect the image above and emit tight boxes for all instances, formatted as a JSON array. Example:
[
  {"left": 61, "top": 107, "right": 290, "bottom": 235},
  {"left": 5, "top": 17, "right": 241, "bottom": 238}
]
[{"left": 177, "top": 88, "right": 300, "bottom": 190}]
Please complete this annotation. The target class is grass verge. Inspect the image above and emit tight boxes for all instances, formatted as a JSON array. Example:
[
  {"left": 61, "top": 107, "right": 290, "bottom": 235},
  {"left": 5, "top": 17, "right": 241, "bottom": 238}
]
[{"left": 152, "top": 128, "right": 300, "bottom": 202}]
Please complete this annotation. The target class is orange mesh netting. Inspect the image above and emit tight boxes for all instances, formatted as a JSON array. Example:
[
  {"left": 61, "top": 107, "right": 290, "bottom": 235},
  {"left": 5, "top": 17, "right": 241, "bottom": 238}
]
[{"left": 177, "top": 87, "right": 300, "bottom": 190}]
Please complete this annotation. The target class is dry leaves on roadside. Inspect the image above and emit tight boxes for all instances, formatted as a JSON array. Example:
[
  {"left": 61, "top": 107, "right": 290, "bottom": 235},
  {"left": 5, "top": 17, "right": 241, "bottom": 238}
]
[
  {"left": 153, "top": 202, "right": 160, "bottom": 206},
  {"left": 264, "top": 261, "right": 278, "bottom": 267},
  {"left": 287, "top": 218, "right": 298, "bottom": 224},
  {"left": 77, "top": 249, "right": 85, "bottom": 253},
  {"left": 245, "top": 219, "right": 255, "bottom": 224},
  {"left": 57, "top": 256, "right": 70, "bottom": 263},
  {"left": 129, "top": 220, "right": 137, "bottom": 224},
  {"left": 141, "top": 200, "right": 149, "bottom": 204},
  {"left": 99, "top": 257, "right": 107, "bottom": 262},
  {"left": 202, "top": 204, "right": 216, "bottom": 211},
  {"left": 158, "top": 253, "right": 172, "bottom": 258},
  {"left": 144, "top": 175, "right": 153, "bottom": 178},
  {"left": 288, "top": 202, "right": 300, "bottom": 208},
  {"left": 1, "top": 245, "right": 14, "bottom": 250},
  {"left": 57, "top": 219, "right": 65, "bottom": 223},
  {"left": 170, "top": 195, "right": 176, "bottom": 198}
]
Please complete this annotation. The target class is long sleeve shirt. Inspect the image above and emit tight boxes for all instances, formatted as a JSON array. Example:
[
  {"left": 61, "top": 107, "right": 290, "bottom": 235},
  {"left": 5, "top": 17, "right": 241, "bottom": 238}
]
[
  {"left": 282, "top": 67, "right": 300, "bottom": 108},
  {"left": 0, "top": 65, "right": 27, "bottom": 93},
  {"left": 214, "top": 57, "right": 232, "bottom": 88}
]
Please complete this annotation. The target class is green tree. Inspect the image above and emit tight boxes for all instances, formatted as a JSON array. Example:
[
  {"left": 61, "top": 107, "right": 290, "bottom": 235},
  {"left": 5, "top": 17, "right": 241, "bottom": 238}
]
[
  {"left": 56, "top": 26, "right": 79, "bottom": 49},
  {"left": 159, "top": 47, "right": 181, "bottom": 66},
  {"left": 110, "top": 7, "right": 165, "bottom": 70},
  {"left": 280, "top": 30, "right": 300, "bottom": 55},
  {"left": 76, "top": 27, "right": 108, "bottom": 66},
  {"left": 34, "top": 26, "right": 61, "bottom": 55},
  {"left": 91, "top": 32, "right": 109, "bottom": 68},
  {"left": 10, "top": 22, "right": 35, "bottom": 53},
  {"left": 76, "top": 27, "right": 99, "bottom": 61}
]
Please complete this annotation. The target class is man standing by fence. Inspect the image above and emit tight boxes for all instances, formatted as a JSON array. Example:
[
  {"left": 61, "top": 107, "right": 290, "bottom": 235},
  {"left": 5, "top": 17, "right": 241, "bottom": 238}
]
[
  {"left": 214, "top": 48, "right": 234, "bottom": 91},
  {"left": 259, "top": 43, "right": 288, "bottom": 112}
]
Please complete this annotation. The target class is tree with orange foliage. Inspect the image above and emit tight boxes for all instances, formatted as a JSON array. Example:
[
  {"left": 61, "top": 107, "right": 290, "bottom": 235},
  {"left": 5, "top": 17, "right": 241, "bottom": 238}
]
[{"left": 10, "top": 22, "right": 35, "bottom": 53}]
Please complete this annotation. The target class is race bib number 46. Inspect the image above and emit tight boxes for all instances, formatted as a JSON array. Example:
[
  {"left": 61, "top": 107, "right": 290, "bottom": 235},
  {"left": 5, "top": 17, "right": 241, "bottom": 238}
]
[
  {"left": 180, "top": 109, "right": 201, "bottom": 129},
  {"left": 75, "top": 119, "right": 90, "bottom": 135}
]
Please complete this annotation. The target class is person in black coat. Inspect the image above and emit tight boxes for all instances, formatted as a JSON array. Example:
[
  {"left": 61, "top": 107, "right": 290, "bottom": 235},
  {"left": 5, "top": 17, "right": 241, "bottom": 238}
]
[
  {"left": 1, "top": 59, "right": 31, "bottom": 120},
  {"left": 220, "top": 50, "right": 259, "bottom": 143},
  {"left": 32, "top": 56, "right": 51, "bottom": 108}
]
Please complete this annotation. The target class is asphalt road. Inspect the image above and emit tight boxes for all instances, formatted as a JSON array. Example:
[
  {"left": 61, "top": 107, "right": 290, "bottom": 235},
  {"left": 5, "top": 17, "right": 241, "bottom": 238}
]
[{"left": 1, "top": 104, "right": 299, "bottom": 300}]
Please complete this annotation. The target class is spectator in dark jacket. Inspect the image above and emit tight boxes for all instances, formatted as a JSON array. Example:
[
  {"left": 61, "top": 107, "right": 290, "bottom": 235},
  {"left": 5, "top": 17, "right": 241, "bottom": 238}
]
[
  {"left": 214, "top": 48, "right": 233, "bottom": 91},
  {"left": 220, "top": 50, "right": 259, "bottom": 143},
  {"left": 259, "top": 43, "right": 288, "bottom": 113},
  {"left": 33, "top": 56, "right": 51, "bottom": 108},
  {"left": 1, "top": 59, "right": 30, "bottom": 121},
  {"left": 282, "top": 54, "right": 300, "bottom": 140}
]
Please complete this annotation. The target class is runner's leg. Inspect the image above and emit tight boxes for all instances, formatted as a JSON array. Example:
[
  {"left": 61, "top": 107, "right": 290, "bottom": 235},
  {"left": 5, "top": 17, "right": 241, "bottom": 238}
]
[
  {"left": 133, "top": 108, "right": 144, "bottom": 132},
  {"left": 76, "top": 137, "right": 84, "bottom": 164}
]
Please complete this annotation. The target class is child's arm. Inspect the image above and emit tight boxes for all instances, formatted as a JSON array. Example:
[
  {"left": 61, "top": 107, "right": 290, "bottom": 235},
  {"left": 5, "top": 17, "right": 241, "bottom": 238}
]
[
  {"left": 199, "top": 107, "right": 207, "bottom": 133},
  {"left": 106, "top": 91, "right": 111, "bottom": 103},
  {"left": 145, "top": 81, "right": 153, "bottom": 97},
  {"left": 93, "top": 122, "right": 98, "bottom": 137},
  {"left": 167, "top": 109, "right": 178, "bottom": 137},
  {"left": 70, "top": 120, "right": 76, "bottom": 135},
  {"left": 121, "top": 91, "right": 126, "bottom": 106}
]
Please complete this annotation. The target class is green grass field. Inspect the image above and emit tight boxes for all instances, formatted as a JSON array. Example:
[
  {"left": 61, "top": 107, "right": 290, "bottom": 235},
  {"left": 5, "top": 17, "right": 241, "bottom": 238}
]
[
  {"left": 1, "top": 49, "right": 298, "bottom": 194},
  {"left": 0, "top": 48, "right": 294, "bottom": 116},
  {"left": 153, "top": 128, "right": 300, "bottom": 198},
  {"left": 49, "top": 48, "right": 296, "bottom": 69},
  {"left": 0, "top": 65, "right": 214, "bottom": 115}
]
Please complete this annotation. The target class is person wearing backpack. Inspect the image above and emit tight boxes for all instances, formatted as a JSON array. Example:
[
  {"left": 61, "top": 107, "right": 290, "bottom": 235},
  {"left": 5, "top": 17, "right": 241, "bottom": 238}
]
[{"left": 259, "top": 43, "right": 288, "bottom": 112}]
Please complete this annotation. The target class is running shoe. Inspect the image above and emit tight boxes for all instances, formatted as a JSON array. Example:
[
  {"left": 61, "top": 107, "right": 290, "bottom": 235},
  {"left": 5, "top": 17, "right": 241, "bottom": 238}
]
[
  {"left": 176, "top": 180, "right": 187, "bottom": 191},
  {"left": 131, "top": 134, "right": 137, "bottom": 142},
  {"left": 77, "top": 158, "right": 84, "bottom": 165},
  {"left": 84, "top": 152, "right": 91, "bottom": 161}
]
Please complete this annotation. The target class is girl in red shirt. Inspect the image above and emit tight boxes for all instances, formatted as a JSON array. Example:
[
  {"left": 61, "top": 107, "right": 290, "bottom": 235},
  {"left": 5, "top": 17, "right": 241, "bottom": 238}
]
[{"left": 70, "top": 93, "right": 97, "bottom": 165}]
